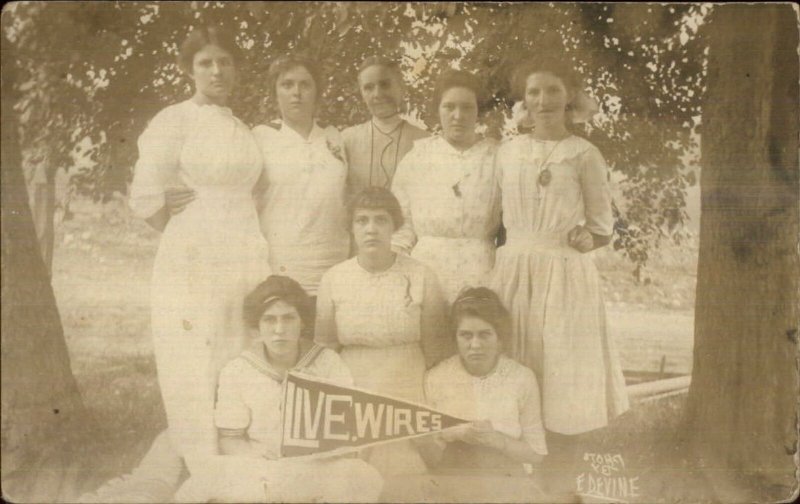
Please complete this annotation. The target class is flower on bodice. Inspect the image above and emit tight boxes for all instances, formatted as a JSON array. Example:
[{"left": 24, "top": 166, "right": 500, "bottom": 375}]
[{"left": 325, "top": 134, "right": 345, "bottom": 164}]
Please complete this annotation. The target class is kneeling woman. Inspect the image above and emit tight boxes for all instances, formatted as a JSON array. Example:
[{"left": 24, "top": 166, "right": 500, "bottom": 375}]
[
  {"left": 175, "top": 275, "right": 383, "bottom": 503},
  {"left": 422, "top": 287, "right": 547, "bottom": 475}
]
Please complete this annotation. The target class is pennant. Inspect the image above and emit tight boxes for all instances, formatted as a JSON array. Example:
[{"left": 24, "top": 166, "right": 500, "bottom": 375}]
[{"left": 281, "top": 371, "right": 469, "bottom": 457}]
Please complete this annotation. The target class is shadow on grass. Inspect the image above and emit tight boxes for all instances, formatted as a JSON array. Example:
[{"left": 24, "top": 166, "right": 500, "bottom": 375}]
[
  {"left": 64, "top": 371, "right": 792, "bottom": 503},
  {"left": 70, "top": 353, "right": 167, "bottom": 497},
  {"left": 576, "top": 395, "right": 716, "bottom": 503}
]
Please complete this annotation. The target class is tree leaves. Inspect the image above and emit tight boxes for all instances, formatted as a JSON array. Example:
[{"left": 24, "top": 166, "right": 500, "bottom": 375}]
[{"left": 7, "top": 2, "right": 707, "bottom": 270}]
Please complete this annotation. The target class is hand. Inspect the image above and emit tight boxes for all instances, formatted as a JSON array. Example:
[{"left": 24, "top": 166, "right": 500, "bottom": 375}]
[
  {"left": 460, "top": 420, "right": 501, "bottom": 448},
  {"left": 567, "top": 225, "right": 594, "bottom": 253},
  {"left": 441, "top": 423, "right": 472, "bottom": 443},
  {"left": 164, "top": 185, "right": 196, "bottom": 216}
]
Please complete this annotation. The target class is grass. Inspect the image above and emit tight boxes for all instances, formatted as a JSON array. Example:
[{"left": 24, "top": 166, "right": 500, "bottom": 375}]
[
  {"left": 578, "top": 395, "right": 710, "bottom": 503},
  {"left": 51, "top": 196, "right": 704, "bottom": 501}
]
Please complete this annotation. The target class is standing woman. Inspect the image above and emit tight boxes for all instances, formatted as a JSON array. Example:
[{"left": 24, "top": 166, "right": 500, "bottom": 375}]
[
  {"left": 491, "top": 56, "right": 629, "bottom": 494},
  {"left": 342, "top": 56, "right": 429, "bottom": 195},
  {"left": 315, "top": 187, "right": 448, "bottom": 477},
  {"left": 253, "top": 55, "right": 350, "bottom": 305},
  {"left": 391, "top": 69, "right": 501, "bottom": 304},
  {"left": 128, "top": 26, "right": 270, "bottom": 470}
]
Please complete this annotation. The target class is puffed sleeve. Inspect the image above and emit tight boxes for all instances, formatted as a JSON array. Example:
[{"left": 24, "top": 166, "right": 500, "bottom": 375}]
[
  {"left": 390, "top": 150, "right": 418, "bottom": 255},
  {"left": 250, "top": 126, "right": 271, "bottom": 214},
  {"left": 579, "top": 146, "right": 613, "bottom": 237},
  {"left": 342, "top": 127, "right": 359, "bottom": 201},
  {"left": 335, "top": 127, "right": 350, "bottom": 168},
  {"left": 518, "top": 368, "right": 548, "bottom": 456},
  {"left": 494, "top": 140, "right": 511, "bottom": 247},
  {"left": 313, "top": 270, "right": 340, "bottom": 349},
  {"left": 129, "top": 105, "right": 185, "bottom": 219},
  {"left": 485, "top": 141, "right": 503, "bottom": 238},
  {"left": 214, "top": 360, "right": 251, "bottom": 435},
  {"left": 323, "top": 126, "right": 351, "bottom": 232},
  {"left": 419, "top": 265, "right": 451, "bottom": 368}
]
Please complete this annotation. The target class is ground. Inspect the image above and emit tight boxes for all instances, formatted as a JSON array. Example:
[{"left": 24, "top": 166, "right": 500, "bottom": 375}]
[{"left": 52, "top": 195, "right": 705, "bottom": 502}]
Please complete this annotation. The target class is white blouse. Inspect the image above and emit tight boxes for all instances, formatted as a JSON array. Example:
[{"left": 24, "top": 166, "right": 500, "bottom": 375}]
[
  {"left": 253, "top": 122, "right": 351, "bottom": 295},
  {"left": 214, "top": 342, "right": 353, "bottom": 459},
  {"left": 425, "top": 354, "right": 548, "bottom": 456},
  {"left": 391, "top": 136, "right": 501, "bottom": 254},
  {"left": 315, "top": 254, "right": 445, "bottom": 350},
  {"left": 495, "top": 134, "right": 613, "bottom": 239},
  {"left": 129, "top": 100, "right": 263, "bottom": 221}
]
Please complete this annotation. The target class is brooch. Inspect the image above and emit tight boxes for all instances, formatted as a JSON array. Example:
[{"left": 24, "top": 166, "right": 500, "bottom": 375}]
[
  {"left": 538, "top": 168, "right": 552, "bottom": 187},
  {"left": 326, "top": 138, "right": 345, "bottom": 164}
]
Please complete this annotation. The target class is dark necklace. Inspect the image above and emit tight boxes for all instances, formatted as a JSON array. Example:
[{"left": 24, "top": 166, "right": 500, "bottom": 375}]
[
  {"left": 522, "top": 136, "right": 566, "bottom": 202},
  {"left": 369, "top": 119, "right": 405, "bottom": 188}
]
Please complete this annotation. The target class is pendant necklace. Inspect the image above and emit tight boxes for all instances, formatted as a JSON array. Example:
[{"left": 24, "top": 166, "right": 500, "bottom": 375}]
[{"left": 530, "top": 136, "right": 565, "bottom": 199}]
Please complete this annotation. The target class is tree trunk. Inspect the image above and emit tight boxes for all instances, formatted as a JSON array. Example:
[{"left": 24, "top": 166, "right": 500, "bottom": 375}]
[
  {"left": 1, "top": 26, "right": 90, "bottom": 503},
  {"left": 23, "top": 150, "right": 56, "bottom": 276},
  {"left": 686, "top": 3, "right": 799, "bottom": 499}
]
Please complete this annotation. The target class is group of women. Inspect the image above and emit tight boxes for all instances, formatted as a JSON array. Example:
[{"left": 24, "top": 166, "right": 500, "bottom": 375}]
[{"left": 95, "top": 23, "right": 630, "bottom": 503}]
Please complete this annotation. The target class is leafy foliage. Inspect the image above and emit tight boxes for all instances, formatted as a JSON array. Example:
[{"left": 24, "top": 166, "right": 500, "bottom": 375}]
[{"left": 3, "top": 1, "right": 707, "bottom": 271}]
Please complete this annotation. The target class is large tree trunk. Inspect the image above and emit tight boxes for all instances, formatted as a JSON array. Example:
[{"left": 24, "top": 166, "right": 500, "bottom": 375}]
[
  {"left": 686, "top": 3, "right": 799, "bottom": 499},
  {"left": 1, "top": 25, "right": 90, "bottom": 503},
  {"left": 23, "top": 149, "right": 56, "bottom": 276}
]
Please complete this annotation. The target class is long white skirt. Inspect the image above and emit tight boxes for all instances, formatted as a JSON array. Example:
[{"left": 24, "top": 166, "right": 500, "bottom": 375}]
[
  {"left": 412, "top": 236, "right": 496, "bottom": 305},
  {"left": 150, "top": 198, "right": 270, "bottom": 468},
  {"left": 340, "top": 343, "right": 429, "bottom": 477},
  {"left": 491, "top": 237, "right": 629, "bottom": 435},
  {"left": 174, "top": 454, "right": 384, "bottom": 503}
]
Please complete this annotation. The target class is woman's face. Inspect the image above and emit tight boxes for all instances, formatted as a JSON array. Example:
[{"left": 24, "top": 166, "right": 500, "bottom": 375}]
[
  {"left": 276, "top": 65, "right": 317, "bottom": 124},
  {"left": 358, "top": 65, "right": 404, "bottom": 120},
  {"left": 258, "top": 300, "right": 303, "bottom": 361},
  {"left": 352, "top": 208, "right": 395, "bottom": 257},
  {"left": 439, "top": 86, "right": 478, "bottom": 149},
  {"left": 190, "top": 44, "right": 236, "bottom": 106},
  {"left": 523, "top": 71, "right": 572, "bottom": 130},
  {"left": 456, "top": 316, "right": 501, "bottom": 376}
]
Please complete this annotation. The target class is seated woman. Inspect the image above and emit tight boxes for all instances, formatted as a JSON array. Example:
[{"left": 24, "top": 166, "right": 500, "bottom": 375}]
[
  {"left": 315, "top": 186, "right": 449, "bottom": 477},
  {"left": 421, "top": 287, "right": 547, "bottom": 477},
  {"left": 175, "top": 275, "right": 383, "bottom": 503}
]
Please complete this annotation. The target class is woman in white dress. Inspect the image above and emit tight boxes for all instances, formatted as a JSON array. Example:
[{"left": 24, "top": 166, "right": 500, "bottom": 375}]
[
  {"left": 253, "top": 55, "right": 350, "bottom": 303},
  {"left": 315, "top": 187, "right": 448, "bottom": 477},
  {"left": 392, "top": 69, "right": 501, "bottom": 304},
  {"left": 491, "top": 56, "right": 629, "bottom": 497},
  {"left": 422, "top": 287, "right": 547, "bottom": 475},
  {"left": 128, "top": 26, "right": 270, "bottom": 470},
  {"left": 174, "top": 276, "right": 383, "bottom": 503}
]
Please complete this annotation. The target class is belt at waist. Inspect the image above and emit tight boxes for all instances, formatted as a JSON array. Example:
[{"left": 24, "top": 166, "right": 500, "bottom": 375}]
[{"left": 502, "top": 230, "right": 581, "bottom": 258}]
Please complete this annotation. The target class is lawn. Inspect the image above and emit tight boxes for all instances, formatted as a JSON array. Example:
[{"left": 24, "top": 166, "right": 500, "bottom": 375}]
[{"left": 52, "top": 196, "right": 702, "bottom": 502}]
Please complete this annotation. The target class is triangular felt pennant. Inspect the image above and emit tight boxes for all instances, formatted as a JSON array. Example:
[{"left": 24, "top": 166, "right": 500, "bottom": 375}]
[{"left": 280, "top": 371, "right": 469, "bottom": 458}]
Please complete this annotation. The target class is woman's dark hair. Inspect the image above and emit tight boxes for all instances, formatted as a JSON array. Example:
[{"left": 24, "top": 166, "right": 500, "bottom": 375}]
[
  {"left": 358, "top": 56, "right": 402, "bottom": 78},
  {"left": 177, "top": 25, "right": 241, "bottom": 74},
  {"left": 266, "top": 54, "right": 324, "bottom": 107},
  {"left": 347, "top": 186, "right": 404, "bottom": 231},
  {"left": 432, "top": 69, "right": 488, "bottom": 114},
  {"left": 243, "top": 275, "right": 313, "bottom": 330},
  {"left": 509, "top": 56, "right": 583, "bottom": 102},
  {"left": 451, "top": 287, "right": 512, "bottom": 352}
]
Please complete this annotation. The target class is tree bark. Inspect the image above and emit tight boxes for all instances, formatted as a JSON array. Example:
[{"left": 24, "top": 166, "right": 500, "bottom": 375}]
[
  {"left": 23, "top": 150, "right": 56, "bottom": 276},
  {"left": 1, "top": 24, "right": 89, "bottom": 503},
  {"left": 687, "top": 3, "right": 799, "bottom": 499}
]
